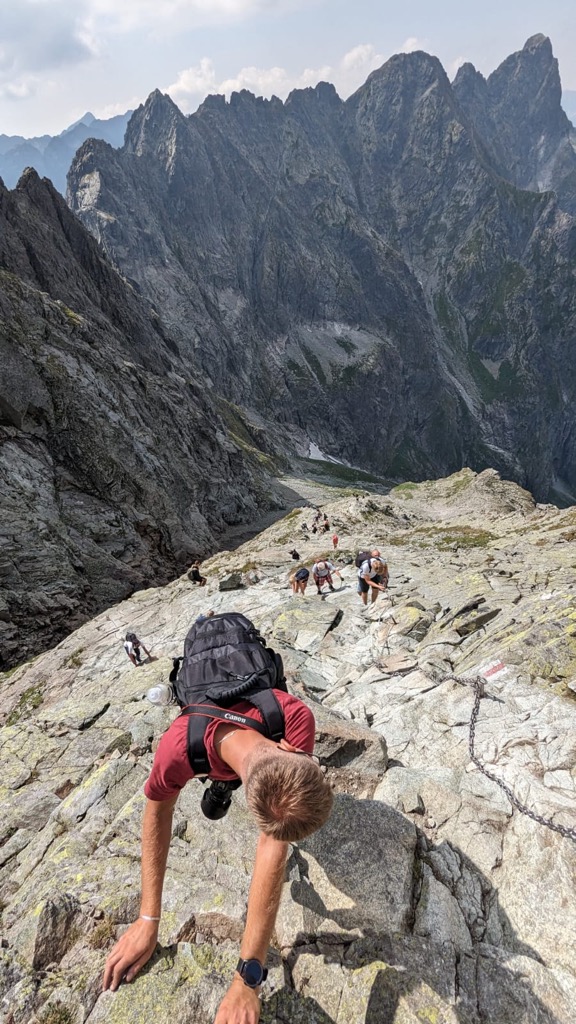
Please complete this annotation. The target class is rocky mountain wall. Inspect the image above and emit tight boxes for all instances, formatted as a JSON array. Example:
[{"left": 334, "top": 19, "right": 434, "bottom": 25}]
[
  {"left": 68, "top": 35, "right": 576, "bottom": 501},
  {"left": 1, "top": 469, "right": 575, "bottom": 1023},
  {"left": 0, "top": 112, "right": 130, "bottom": 195},
  {"left": 0, "top": 171, "right": 278, "bottom": 667}
]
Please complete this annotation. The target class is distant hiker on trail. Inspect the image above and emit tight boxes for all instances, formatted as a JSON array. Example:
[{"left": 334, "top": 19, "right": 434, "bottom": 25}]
[
  {"left": 103, "top": 612, "right": 333, "bottom": 1024},
  {"left": 290, "top": 566, "right": 310, "bottom": 595},
  {"left": 322, "top": 516, "right": 330, "bottom": 533},
  {"left": 124, "top": 632, "right": 150, "bottom": 667},
  {"left": 301, "top": 522, "right": 309, "bottom": 533},
  {"left": 311, "top": 524, "right": 318, "bottom": 534},
  {"left": 332, "top": 533, "right": 339, "bottom": 549},
  {"left": 188, "top": 561, "right": 207, "bottom": 586},
  {"left": 289, "top": 548, "right": 301, "bottom": 561},
  {"left": 312, "top": 559, "right": 341, "bottom": 594},
  {"left": 357, "top": 554, "right": 388, "bottom": 606}
]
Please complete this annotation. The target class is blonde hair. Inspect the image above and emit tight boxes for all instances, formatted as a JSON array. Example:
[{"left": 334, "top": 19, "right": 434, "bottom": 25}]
[{"left": 245, "top": 751, "right": 333, "bottom": 842}]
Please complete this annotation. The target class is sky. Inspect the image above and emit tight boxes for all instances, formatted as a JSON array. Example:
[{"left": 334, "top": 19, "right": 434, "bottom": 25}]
[{"left": 1, "top": 0, "right": 575, "bottom": 137}]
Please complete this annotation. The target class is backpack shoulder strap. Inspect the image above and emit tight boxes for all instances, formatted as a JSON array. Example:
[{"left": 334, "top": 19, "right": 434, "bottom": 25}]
[
  {"left": 244, "top": 689, "right": 286, "bottom": 743},
  {"left": 181, "top": 703, "right": 270, "bottom": 776}
]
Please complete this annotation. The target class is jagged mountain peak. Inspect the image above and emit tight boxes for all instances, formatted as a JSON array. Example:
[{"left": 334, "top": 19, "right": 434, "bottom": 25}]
[
  {"left": 286, "top": 80, "right": 342, "bottom": 110},
  {"left": 488, "top": 32, "right": 559, "bottom": 95},
  {"left": 369, "top": 48, "right": 449, "bottom": 86},
  {"left": 348, "top": 48, "right": 453, "bottom": 119},
  {"left": 453, "top": 61, "right": 486, "bottom": 88},
  {"left": 522, "top": 32, "right": 552, "bottom": 53},
  {"left": 124, "top": 89, "right": 187, "bottom": 156},
  {"left": 452, "top": 33, "right": 575, "bottom": 194}
]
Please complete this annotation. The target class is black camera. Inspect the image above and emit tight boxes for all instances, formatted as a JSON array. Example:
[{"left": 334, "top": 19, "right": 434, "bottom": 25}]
[{"left": 201, "top": 779, "right": 242, "bottom": 820}]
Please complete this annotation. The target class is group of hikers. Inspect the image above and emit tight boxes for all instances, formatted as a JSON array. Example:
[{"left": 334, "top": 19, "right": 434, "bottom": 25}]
[
  {"left": 301, "top": 509, "right": 335, "bottom": 539},
  {"left": 289, "top": 547, "right": 388, "bottom": 604},
  {"left": 111, "top": 508, "right": 391, "bottom": 1023}
]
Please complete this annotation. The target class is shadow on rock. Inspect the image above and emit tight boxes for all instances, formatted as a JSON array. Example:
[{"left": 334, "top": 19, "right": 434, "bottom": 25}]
[{"left": 262, "top": 795, "right": 567, "bottom": 1024}]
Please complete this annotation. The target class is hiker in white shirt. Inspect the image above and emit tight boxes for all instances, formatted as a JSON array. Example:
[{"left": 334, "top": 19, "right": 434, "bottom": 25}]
[{"left": 357, "top": 557, "right": 388, "bottom": 606}]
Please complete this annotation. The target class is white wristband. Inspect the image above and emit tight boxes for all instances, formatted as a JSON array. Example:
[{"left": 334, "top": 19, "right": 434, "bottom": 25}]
[{"left": 140, "top": 914, "right": 161, "bottom": 922}]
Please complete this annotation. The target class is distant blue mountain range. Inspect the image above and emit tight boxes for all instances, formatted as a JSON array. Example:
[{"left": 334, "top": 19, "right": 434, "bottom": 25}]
[{"left": 0, "top": 110, "right": 131, "bottom": 195}]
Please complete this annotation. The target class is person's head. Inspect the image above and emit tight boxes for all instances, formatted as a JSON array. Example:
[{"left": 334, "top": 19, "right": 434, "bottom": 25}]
[
  {"left": 372, "top": 559, "right": 386, "bottom": 572},
  {"left": 244, "top": 744, "right": 333, "bottom": 842},
  {"left": 316, "top": 560, "right": 326, "bottom": 569},
  {"left": 371, "top": 549, "right": 381, "bottom": 558}
]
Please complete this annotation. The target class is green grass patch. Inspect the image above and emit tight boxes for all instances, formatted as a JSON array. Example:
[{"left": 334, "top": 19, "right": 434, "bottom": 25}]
[
  {"left": 60, "top": 304, "right": 83, "bottom": 327},
  {"left": 6, "top": 684, "right": 44, "bottom": 725},
  {"left": 334, "top": 336, "right": 357, "bottom": 355},
  {"left": 237, "top": 560, "right": 259, "bottom": 573},
  {"left": 301, "top": 458, "right": 387, "bottom": 485},
  {"left": 38, "top": 1004, "right": 75, "bottom": 1024},
  {"left": 88, "top": 916, "right": 117, "bottom": 950},
  {"left": 301, "top": 345, "right": 327, "bottom": 386},
  {"left": 64, "top": 647, "right": 84, "bottom": 669},
  {"left": 388, "top": 525, "right": 494, "bottom": 549},
  {"left": 286, "top": 358, "right": 313, "bottom": 380},
  {"left": 391, "top": 482, "right": 418, "bottom": 497}
]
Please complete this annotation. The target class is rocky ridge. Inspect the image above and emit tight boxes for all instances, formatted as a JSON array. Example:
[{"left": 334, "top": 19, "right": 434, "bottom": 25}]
[
  {"left": 1, "top": 469, "right": 575, "bottom": 1023},
  {"left": 0, "top": 112, "right": 130, "bottom": 195},
  {"left": 0, "top": 169, "right": 280, "bottom": 668},
  {"left": 68, "top": 35, "right": 576, "bottom": 502}
]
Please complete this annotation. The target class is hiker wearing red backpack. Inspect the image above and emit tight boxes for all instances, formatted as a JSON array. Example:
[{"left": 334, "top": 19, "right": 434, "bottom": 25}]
[{"left": 103, "top": 612, "right": 333, "bottom": 1024}]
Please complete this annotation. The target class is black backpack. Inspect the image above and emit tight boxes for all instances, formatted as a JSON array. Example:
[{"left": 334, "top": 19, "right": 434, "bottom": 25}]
[
  {"left": 355, "top": 550, "right": 372, "bottom": 568},
  {"left": 170, "top": 612, "right": 287, "bottom": 776}
]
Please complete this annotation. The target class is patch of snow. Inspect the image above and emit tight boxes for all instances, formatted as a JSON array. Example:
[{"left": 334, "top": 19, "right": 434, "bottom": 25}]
[{"left": 308, "top": 442, "right": 345, "bottom": 464}]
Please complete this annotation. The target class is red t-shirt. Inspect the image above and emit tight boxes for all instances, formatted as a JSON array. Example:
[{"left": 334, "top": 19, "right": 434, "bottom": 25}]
[{"left": 144, "top": 690, "right": 316, "bottom": 802}]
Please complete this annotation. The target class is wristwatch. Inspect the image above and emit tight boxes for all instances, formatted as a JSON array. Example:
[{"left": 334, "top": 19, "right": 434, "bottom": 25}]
[{"left": 236, "top": 958, "right": 268, "bottom": 988}]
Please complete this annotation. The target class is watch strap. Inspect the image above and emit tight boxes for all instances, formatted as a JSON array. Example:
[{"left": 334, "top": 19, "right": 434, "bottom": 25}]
[{"left": 236, "top": 957, "right": 268, "bottom": 988}]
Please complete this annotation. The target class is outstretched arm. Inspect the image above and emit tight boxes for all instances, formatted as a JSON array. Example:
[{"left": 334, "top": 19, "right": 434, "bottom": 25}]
[
  {"left": 215, "top": 833, "right": 289, "bottom": 1024},
  {"left": 103, "top": 794, "right": 178, "bottom": 991}
]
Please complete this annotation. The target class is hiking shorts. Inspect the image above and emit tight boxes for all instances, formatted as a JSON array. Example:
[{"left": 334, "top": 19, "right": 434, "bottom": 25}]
[
  {"left": 357, "top": 573, "right": 383, "bottom": 594},
  {"left": 314, "top": 571, "right": 333, "bottom": 587}
]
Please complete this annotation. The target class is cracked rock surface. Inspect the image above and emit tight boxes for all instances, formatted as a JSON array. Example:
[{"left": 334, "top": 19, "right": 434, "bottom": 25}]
[{"left": 1, "top": 469, "right": 575, "bottom": 1023}]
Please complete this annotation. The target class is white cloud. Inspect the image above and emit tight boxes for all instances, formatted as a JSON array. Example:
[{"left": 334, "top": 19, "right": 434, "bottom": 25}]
[
  {"left": 341, "top": 44, "right": 383, "bottom": 73},
  {"left": 0, "top": 77, "right": 40, "bottom": 102},
  {"left": 167, "top": 42, "right": 388, "bottom": 113},
  {"left": 399, "top": 37, "right": 425, "bottom": 54},
  {"left": 82, "top": 0, "right": 310, "bottom": 34},
  {"left": 0, "top": 1, "right": 95, "bottom": 91},
  {"left": 449, "top": 56, "right": 467, "bottom": 78}
]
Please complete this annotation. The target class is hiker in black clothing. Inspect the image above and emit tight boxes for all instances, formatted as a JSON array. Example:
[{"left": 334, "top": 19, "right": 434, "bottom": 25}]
[
  {"left": 123, "top": 633, "right": 151, "bottom": 666},
  {"left": 289, "top": 548, "right": 301, "bottom": 561},
  {"left": 188, "top": 561, "right": 207, "bottom": 586}
]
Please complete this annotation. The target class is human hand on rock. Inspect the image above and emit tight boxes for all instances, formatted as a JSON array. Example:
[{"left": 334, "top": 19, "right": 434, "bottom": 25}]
[
  {"left": 214, "top": 978, "right": 261, "bottom": 1024},
  {"left": 102, "top": 917, "right": 159, "bottom": 991}
]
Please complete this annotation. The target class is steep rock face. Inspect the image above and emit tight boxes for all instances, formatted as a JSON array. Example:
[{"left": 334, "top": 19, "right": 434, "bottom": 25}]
[
  {"left": 454, "top": 35, "right": 576, "bottom": 199},
  {"left": 1, "top": 470, "right": 575, "bottom": 1023},
  {"left": 0, "top": 171, "right": 276, "bottom": 667},
  {"left": 68, "top": 38, "right": 576, "bottom": 501}
]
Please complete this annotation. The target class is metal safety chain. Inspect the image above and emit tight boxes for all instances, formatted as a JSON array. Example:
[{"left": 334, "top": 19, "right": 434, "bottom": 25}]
[{"left": 451, "top": 674, "right": 576, "bottom": 844}]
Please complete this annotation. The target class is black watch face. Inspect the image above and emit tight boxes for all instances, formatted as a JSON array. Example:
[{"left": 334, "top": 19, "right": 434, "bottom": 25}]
[{"left": 242, "top": 959, "right": 264, "bottom": 987}]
